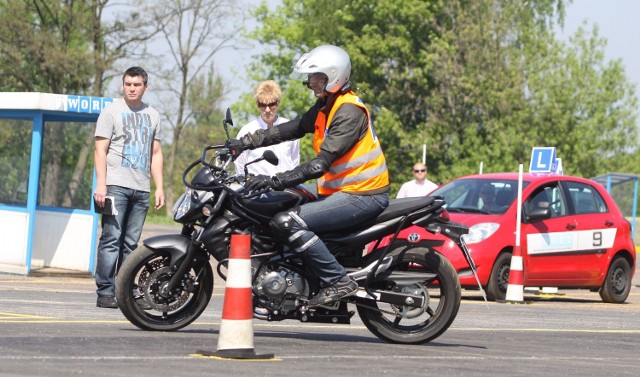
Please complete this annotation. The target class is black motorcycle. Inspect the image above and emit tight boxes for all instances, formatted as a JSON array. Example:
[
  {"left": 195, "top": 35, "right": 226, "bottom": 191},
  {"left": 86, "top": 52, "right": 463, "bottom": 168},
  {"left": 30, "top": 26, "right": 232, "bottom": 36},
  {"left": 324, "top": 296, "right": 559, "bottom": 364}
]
[{"left": 115, "top": 109, "right": 473, "bottom": 344}]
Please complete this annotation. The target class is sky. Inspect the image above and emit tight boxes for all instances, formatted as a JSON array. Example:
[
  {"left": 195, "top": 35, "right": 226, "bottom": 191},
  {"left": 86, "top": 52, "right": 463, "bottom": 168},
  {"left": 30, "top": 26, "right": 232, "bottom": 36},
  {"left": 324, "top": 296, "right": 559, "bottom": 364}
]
[
  {"left": 217, "top": 0, "right": 640, "bottom": 110},
  {"left": 559, "top": 0, "right": 640, "bottom": 100}
]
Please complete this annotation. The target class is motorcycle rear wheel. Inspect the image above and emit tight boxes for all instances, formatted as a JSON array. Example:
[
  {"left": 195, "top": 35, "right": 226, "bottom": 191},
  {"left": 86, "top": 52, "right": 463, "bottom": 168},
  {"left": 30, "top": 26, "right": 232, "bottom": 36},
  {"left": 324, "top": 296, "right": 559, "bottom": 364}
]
[
  {"left": 357, "top": 246, "right": 461, "bottom": 344},
  {"left": 115, "top": 246, "right": 214, "bottom": 331}
]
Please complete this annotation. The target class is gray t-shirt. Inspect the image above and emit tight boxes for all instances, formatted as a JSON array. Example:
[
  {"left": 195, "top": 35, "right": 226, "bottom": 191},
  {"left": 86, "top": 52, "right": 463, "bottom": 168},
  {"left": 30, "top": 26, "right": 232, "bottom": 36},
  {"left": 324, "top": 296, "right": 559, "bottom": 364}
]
[{"left": 95, "top": 99, "right": 161, "bottom": 192}]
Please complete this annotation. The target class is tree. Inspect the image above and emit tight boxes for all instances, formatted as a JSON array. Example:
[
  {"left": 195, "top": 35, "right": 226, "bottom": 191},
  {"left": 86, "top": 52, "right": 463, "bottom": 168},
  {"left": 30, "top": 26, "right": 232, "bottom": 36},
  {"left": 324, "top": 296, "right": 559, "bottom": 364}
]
[
  {"left": 244, "top": 0, "right": 638, "bottom": 194},
  {"left": 141, "top": 0, "right": 247, "bottom": 213},
  {"left": 424, "top": 1, "right": 638, "bottom": 180},
  {"left": 0, "top": 0, "right": 158, "bottom": 207}
]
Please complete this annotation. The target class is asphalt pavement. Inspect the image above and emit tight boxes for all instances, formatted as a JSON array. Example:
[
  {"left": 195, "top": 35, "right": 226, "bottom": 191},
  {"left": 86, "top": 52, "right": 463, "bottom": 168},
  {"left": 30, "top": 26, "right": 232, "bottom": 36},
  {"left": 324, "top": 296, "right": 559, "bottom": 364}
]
[
  {"left": 1, "top": 273, "right": 639, "bottom": 377},
  {"left": 2, "top": 223, "right": 638, "bottom": 377}
]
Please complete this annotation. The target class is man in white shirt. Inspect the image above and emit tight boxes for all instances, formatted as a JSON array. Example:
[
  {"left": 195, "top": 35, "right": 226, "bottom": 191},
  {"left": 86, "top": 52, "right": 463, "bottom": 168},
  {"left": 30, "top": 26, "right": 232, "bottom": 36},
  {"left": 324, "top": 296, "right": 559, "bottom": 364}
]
[
  {"left": 396, "top": 162, "right": 438, "bottom": 198},
  {"left": 234, "top": 80, "right": 300, "bottom": 176}
]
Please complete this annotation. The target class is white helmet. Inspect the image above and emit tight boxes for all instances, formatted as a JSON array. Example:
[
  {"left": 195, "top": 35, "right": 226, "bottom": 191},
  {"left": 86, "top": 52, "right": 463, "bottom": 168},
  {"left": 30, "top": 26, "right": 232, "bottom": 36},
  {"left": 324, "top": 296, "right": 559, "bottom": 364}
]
[{"left": 290, "top": 45, "right": 351, "bottom": 94}]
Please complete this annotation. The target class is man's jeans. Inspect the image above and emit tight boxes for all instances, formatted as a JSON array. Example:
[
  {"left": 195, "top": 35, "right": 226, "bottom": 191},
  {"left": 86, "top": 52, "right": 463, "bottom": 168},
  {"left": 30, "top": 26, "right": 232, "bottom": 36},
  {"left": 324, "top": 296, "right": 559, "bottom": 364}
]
[
  {"left": 290, "top": 185, "right": 389, "bottom": 286},
  {"left": 95, "top": 185, "right": 149, "bottom": 297}
]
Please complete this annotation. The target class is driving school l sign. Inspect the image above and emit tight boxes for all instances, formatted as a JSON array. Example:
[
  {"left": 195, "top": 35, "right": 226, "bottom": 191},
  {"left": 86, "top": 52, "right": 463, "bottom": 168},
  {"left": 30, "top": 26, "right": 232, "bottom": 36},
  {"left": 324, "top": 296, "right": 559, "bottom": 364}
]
[{"left": 529, "top": 147, "right": 563, "bottom": 175}]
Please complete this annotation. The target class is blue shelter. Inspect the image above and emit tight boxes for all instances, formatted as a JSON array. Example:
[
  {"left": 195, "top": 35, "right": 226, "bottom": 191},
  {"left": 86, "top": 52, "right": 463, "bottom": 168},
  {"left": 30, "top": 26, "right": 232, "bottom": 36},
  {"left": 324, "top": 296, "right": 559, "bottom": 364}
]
[{"left": 0, "top": 92, "right": 113, "bottom": 274}]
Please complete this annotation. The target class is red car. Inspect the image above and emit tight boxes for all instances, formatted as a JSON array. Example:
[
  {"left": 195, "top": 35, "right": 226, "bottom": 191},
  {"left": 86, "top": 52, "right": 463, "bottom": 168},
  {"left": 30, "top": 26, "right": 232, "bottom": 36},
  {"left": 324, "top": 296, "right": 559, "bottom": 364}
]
[{"left": 388, "top": 173, "right": 636, "bottom": 303}]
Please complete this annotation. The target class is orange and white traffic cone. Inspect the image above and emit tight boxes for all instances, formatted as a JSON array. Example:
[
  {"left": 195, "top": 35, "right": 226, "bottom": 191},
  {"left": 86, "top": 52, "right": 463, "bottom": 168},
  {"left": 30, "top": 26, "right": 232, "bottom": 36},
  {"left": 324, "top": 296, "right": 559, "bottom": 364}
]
[
  {"left": 503, "top": 245, "right": 525, "bottom": 303},
  {"left": 196, "top": 234, "right": 274, "bottom": 359}
]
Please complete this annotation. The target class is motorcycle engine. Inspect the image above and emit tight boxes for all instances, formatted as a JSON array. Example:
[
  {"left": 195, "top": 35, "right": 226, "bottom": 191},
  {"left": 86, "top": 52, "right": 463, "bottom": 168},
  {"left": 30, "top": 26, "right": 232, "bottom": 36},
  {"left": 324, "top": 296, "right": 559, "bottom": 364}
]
[{"left": 253, "top": 265, "right": 309, "bottom": 313}]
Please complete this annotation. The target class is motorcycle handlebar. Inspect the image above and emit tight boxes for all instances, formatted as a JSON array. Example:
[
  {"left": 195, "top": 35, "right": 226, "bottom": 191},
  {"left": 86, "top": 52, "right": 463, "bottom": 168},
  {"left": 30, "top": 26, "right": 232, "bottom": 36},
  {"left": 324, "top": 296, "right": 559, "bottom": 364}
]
[
  {"left": 181, "top": 144, "right": 269, "bottom": 199},
  {"left": 199, "top": 144, "right": 227, "bottom": 170}
]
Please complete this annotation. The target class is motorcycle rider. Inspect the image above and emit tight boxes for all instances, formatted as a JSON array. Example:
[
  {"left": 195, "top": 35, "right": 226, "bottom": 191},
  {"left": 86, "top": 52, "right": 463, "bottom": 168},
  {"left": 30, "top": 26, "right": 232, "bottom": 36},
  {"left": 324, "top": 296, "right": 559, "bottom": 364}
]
[{"left": 228, "top": 44, "right": 390, "bottom": 307}]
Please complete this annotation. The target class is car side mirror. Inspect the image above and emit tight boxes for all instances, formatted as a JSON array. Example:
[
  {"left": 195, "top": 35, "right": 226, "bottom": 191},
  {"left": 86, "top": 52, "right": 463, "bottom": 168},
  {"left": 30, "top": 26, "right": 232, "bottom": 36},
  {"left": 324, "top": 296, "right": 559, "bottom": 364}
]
[{"left": 526, "top": 201, "right": 551, "bottom": 222}]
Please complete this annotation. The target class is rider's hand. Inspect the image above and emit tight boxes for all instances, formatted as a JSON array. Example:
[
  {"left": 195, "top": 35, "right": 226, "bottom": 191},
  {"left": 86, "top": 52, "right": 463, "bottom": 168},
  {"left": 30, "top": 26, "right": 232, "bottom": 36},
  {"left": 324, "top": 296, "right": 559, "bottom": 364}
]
[
  {"left": 224, "top": 139, "right": 247, "bottom": 160},
  {"left": 245, "top": 175, "right": 283, "bottom": 192}
]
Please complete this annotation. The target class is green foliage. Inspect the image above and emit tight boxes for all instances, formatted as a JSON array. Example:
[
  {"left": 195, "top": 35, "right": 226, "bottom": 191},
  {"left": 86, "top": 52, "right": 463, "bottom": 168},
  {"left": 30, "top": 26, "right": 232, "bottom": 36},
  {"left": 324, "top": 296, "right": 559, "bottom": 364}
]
[
  {"left": 169, "top": 66, "right": 228, "bottom": 197},
  {"left": 1, "top": 0, "right": 638, "bottom": 209},
  {"left": 38, "top": 122, "right": 95, "bottom": 209},
  {"left": 0, "top": 0, "right": 95, "bottom": 93},
  {"left": 0, "top": 119, "right": 32, "bottom": 204},
  {"left": 243, "top": 0, "right": 639, "bottom": 195},
  {"left": 0, "top": 0, "right": 158, "bottom": 209},
  {"left": 145, "top": 212, "right": 177, "bottom": 225}
]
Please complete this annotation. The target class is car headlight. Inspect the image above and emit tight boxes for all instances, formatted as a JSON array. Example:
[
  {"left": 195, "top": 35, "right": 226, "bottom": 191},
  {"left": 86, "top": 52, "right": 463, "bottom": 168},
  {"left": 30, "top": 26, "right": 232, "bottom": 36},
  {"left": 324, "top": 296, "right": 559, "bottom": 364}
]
[{"left": 462, "top": 222, "right": 500, "bottom": 244}]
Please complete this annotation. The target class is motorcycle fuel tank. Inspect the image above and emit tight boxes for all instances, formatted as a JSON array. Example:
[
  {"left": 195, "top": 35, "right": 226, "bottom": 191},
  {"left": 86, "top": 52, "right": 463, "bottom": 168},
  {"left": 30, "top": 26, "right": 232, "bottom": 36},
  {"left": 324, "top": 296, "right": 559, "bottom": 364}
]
[{"left": 239, "top": 188, "right": 312, "bottom": 220}]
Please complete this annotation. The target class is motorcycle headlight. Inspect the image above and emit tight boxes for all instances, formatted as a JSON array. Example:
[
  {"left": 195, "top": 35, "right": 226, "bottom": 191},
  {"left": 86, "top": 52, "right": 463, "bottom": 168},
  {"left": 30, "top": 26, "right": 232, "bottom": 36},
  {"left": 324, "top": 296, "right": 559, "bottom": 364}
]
[
  {"left": 172, "top": 189, "right": 193, "bottom": 221},
  {"left": 462, "top": 222, "right": 500, "bottom": 244}
]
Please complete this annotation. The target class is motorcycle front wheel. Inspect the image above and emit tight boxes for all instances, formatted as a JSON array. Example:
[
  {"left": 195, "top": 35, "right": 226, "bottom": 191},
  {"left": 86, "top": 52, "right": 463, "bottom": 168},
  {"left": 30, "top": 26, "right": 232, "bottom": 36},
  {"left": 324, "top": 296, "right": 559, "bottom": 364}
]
[
  {"left": 115, "top": 245, "right": 214, "bottom": 331},
  {"left": 357, "top": 246, "right": 461, "bottom": 344}
]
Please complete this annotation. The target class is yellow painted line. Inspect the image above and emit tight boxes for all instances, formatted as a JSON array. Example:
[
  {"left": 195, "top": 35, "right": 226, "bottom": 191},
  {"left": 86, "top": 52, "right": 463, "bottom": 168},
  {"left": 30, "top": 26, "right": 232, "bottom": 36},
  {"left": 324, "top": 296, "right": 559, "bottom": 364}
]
[
  {"left": 0, "top": 289, "right": 93, "bottom": 294},
  {"left": 0, "top": 280, "right": 94, "bottom": 284},
  {"left": 448, "top": 327, "right": 640, "bottom": 333},
  {"left": 0, "top": 320, "right": 131, "bottom": 324},
  {"left": 0, "top": 312, "right": 53, "bottom": 319},
  {"left": 0, "top": 317, "right": 637, "bottom": 334}
]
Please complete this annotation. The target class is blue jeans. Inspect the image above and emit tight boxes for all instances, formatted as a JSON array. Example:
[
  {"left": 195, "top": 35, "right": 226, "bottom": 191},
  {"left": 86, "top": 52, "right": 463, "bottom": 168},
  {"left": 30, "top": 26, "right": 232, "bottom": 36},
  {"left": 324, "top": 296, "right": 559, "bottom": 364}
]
[
  {"left": 287, "top": 185, "right": 389, "bottom": 286},
  {"left": 95, "top": 185, "right": 150, "bottom": 297}
]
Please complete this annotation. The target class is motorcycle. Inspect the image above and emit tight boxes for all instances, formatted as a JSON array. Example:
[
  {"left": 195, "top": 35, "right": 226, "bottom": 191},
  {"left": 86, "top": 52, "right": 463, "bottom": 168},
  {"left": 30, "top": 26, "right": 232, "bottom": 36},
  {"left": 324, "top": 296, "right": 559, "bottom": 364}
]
[{"left": 115, "top": 109, "right": 473, "bottom": 344}]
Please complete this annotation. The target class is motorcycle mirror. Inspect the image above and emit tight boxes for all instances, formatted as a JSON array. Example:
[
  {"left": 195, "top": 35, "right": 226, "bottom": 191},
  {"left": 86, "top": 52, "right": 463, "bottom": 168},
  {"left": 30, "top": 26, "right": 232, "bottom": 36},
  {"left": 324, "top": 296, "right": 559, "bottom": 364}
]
[
  {"left": 263, "top": 150, "right": 279, "bottom": 166},
  {"left": 222, "top": 108, "right": 233, "bottom": 140},
  {"left": 243, "top": 150, "right": 279, "bottom": 178},
  {"left": 224, "top": 108, "right": 233, "bottom": 126}
]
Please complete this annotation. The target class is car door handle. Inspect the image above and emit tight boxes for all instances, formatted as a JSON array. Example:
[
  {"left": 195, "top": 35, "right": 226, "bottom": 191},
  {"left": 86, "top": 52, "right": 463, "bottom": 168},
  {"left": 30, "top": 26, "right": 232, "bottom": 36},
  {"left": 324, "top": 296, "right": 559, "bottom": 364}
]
[
  {"left": 604, "top": 221, "right": 614, "bottom": 227},
  {"left": 566, "top": 223, "right": 576, "bottom": 230}
]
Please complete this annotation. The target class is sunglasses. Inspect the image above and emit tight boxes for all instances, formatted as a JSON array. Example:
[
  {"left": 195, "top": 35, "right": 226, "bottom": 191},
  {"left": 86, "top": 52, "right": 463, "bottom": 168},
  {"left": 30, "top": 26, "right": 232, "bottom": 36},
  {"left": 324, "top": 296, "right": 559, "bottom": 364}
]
[
  {"left": 257, "top": 101, "right": 278, "bottom": 109},
  {"left": 414, "top": 169, "right": 426, "bottom": 173}
]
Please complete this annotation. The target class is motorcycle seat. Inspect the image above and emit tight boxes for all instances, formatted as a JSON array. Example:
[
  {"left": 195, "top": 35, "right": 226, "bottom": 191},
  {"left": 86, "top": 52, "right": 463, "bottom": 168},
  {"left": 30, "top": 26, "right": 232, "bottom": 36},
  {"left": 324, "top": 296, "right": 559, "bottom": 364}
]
[
  {"left": 319, "top": 196, "right": 439, "bottom": 242},
  {"left": 376, "top": 196, "right": 436, "bottom": 223}
]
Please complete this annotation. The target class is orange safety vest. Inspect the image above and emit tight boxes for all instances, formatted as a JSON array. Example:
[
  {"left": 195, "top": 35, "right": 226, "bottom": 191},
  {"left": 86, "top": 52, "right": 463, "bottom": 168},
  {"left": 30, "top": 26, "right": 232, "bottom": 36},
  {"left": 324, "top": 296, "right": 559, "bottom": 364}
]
[{"left": 312, "top": 91, "right": 389, "bottom": 196}]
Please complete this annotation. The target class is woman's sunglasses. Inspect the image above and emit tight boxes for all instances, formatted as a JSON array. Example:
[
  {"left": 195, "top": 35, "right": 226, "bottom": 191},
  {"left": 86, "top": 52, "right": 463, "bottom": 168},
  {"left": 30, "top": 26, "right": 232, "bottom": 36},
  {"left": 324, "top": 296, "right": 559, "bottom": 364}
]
[{"left": 257, "top": 101, "right": 279, "bottom": 109}]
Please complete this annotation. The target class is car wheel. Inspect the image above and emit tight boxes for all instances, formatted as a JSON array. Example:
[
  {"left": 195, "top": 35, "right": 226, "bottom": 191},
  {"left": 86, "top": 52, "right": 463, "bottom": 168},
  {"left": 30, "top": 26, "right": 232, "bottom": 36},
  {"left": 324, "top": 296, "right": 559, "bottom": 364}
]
[
  {"left": 599, "top": 256, "right": 632, "bottom": 304},
  {"left": 485, "top": 252, "right": 511, "bottom": 301}
]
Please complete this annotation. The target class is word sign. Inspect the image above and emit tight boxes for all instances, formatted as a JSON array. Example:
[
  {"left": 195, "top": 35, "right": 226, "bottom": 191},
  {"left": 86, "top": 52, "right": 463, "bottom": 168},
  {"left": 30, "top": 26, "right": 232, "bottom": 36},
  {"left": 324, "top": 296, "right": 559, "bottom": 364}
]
[{"left": 66, "top": 95, "right": 114, "bottom": 114}]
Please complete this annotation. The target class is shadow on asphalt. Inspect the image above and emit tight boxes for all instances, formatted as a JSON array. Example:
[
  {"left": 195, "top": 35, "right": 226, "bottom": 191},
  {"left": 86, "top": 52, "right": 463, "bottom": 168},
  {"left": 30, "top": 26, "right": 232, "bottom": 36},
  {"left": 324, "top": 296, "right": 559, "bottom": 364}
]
[{"left": 117, "top": 325, "right": 488, "bottom": 349}]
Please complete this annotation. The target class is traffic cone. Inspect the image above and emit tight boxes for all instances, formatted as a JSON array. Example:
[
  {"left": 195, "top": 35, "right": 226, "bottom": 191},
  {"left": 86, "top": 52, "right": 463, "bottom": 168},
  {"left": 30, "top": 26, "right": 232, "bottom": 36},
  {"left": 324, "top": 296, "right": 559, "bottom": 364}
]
[
  {"left": 196, "top": 234, "right": 274, "bottom": 359},
  {"left": 502, "top": 245, "right": 525, "bottom": 303}
]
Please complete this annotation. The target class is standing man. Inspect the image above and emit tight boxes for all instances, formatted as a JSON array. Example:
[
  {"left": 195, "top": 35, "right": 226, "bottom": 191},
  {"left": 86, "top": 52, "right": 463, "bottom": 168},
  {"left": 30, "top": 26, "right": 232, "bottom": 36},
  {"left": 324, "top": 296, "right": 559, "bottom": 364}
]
[
  {"left": 234, "top": 80, "right": 300, "bottom": 176},
  {"left": 396, "top": 162, "right": 438, "bottom": 198},
  {"left": 93, "top": 66, "right": 164, "bottom": 309}
]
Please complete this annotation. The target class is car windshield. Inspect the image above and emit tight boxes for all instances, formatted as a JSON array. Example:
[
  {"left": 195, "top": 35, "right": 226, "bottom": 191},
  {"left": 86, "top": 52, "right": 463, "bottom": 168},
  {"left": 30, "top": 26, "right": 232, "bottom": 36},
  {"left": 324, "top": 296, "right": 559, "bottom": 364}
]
[{"left": 431, "top": 178, "right": 529, "bottom": 215}]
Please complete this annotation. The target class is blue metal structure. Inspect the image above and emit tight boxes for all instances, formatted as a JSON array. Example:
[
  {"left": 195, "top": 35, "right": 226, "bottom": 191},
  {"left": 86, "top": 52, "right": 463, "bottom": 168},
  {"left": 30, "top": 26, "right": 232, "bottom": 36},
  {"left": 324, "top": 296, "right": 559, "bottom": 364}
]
[
  {"left": 0, "top": 92, "right": 113, "bottom": 274},
  {"left": 591, "top": 173, "right": 639, "bottom": 241}
]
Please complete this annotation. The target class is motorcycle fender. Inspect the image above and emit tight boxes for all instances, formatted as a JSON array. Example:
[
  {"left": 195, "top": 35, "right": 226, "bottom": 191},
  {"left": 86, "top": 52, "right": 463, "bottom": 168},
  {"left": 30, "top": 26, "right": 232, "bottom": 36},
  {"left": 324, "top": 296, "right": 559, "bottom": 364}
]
[{"left": 143, "top": 234, "right": 191, "bottom": 265}]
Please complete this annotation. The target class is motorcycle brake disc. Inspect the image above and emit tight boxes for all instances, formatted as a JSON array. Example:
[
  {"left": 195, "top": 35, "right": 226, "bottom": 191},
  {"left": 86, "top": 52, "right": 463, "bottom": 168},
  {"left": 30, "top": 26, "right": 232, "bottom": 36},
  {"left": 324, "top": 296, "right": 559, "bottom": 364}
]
[{"left": 144, "top": 266, "right": 192, "bottom": 312}]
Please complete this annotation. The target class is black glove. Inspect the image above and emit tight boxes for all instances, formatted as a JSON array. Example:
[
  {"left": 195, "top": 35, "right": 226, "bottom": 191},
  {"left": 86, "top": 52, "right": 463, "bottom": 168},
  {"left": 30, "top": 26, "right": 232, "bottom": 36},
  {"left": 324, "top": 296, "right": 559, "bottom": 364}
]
[
  {"left": 245, "top": 175, "right": 284, "bottom": 192},
  {"left": 225, "top": 139, "right": 247, "bottom": 160}
]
